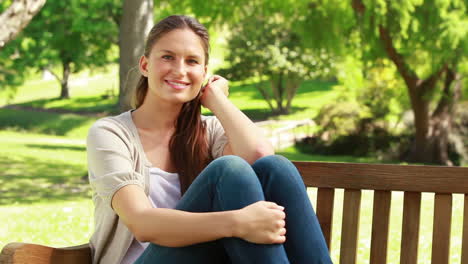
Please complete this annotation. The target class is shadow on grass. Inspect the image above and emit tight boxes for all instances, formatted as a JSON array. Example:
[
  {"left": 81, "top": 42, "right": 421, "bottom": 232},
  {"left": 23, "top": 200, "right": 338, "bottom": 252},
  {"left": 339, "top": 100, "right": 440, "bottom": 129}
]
[
  {"left": 25, "top": 144, "right": 86, "bottom": 152},
  {"left": 0, "top": 108, "right": 94, "bottom": 136},
  {"left": 241, "top": 106, "right": 307, "bottom": 121},
  {"left": 16, "top": 96, "right": 118, "bottom": 115},
  {"left": 0, "top": 155, "right": 90, "bottom": 205}
]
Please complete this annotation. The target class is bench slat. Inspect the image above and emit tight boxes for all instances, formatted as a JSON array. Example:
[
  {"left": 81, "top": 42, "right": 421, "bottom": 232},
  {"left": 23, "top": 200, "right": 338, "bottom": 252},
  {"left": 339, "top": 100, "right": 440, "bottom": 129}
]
[
  {"left": 370, "top": 190, "right": 391, "bottom": 264},
  {"left": 463, "top": 194, "right": 468, "bottom": 264},
  {"left": 316, "top": 187, "right": 334, "bottom": 251},
  {"left": 400, "top": 192, "right": 421, "bottom": 264},
  {"left": 294, "top": 162, "right": 468, "bottom": 194},
  {"left": 340, "top": 189, "right": 361, "bottom": 264},
  {"left": 431, "top": 193, "right": 452, "bottom": 264}
]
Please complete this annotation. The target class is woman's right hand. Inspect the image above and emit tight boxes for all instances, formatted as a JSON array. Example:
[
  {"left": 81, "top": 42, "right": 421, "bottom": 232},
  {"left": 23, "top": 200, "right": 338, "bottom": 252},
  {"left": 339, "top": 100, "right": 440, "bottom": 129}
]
[{"left": 234, "top": 201, "right": 286, "bottom": 244}]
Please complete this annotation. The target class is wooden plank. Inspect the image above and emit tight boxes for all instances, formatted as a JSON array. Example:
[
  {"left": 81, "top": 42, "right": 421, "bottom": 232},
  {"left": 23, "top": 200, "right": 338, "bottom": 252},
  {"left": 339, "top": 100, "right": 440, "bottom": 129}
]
[
  {"left": 462, "top": 194, "right": 468, "bottom": 264},
  {"left": 316, "top": 187, "right": 334, "bottom": 250},
  {"left": 431, "top": 193, "right": 452, "bottom": 264},
  {"left": 400, "top": 192, "right": 421, "bottom": 264},
  {"left": 0, "top": 242, "right": 91, "bottom": 264},
  {"left": 370, "top": 190, "right": 391, "bottom": 264},
  {"left": 293, "top": 161, "right": 468, "bottom": 194},
  {"left": 340, "top": 189, "right": 361, "bottom": 264}
]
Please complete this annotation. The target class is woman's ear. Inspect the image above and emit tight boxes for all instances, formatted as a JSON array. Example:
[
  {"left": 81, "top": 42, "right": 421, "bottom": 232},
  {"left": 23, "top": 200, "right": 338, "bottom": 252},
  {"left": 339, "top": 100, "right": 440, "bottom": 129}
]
[{"left": 139, "top": 55, "right": 149, "bottom": 77}]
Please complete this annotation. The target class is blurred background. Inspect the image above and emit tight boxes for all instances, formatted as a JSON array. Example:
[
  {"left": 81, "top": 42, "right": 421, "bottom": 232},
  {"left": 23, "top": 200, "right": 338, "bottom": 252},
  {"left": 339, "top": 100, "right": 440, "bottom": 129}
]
[{"left": 0, "top": 0, "right": 467, "bottom": 263}]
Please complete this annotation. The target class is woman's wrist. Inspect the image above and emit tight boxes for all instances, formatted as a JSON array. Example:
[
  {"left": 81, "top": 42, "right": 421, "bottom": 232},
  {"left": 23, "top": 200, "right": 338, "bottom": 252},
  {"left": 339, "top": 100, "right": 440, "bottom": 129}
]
[
  {"left": 228, "top": 209, "right": 243, "bottom": 239},
  {"left": 203, "top": 90, "right": 230, "bottom": 113}
]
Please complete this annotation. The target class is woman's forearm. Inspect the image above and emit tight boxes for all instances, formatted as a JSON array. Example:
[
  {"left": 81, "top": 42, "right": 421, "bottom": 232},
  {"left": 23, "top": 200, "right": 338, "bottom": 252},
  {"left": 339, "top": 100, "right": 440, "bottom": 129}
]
[
  {"left": 134, "top": 207, "right": 238, "bottom": 247},
  {"left": 209, "top": 92, "right": 274, "bottom": 163}
]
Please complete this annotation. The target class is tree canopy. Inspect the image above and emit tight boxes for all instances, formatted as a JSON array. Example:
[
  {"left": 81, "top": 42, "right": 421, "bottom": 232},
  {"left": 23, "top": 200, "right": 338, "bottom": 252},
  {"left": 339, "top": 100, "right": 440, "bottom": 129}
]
[{"left": 0, "top": 0, "right": 119, "bottom": 98}]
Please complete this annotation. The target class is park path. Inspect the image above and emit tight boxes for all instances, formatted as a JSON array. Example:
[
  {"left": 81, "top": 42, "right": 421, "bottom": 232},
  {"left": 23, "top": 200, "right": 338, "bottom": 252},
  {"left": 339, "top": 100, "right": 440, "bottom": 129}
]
[{"left": 255, "top": 119, "right": 315, "bottom": 150}]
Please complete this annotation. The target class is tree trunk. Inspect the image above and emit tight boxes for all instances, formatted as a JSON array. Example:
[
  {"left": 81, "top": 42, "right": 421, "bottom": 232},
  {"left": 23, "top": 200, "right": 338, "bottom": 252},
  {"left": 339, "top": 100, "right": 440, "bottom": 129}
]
[
  {"left": 269, "top": 73, "right": 288, "bottom": 114},
  {"left": 59, "top": 61, "right": 70, "bottom": 99},
  {"left": 118, "top": 0, "right": 153, "bottom": 111},
  {"left": 406, "top": 68, "right": 461, "bottom": 165},
  {"left": 285, "top": 76, "right": 301, "bottom": 112},
  {"left": 255, "top": 81, "right": 276, "bottom": 112},
  {"left": 0, "top": 0, "right": 46, "bottom": 50}
]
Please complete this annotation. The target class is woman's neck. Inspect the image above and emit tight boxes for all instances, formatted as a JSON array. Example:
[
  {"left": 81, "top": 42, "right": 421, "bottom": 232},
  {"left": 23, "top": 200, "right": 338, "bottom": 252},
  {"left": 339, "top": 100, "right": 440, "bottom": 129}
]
[{"left": 132, "top": 97, "right": 182, "bottom": 132}]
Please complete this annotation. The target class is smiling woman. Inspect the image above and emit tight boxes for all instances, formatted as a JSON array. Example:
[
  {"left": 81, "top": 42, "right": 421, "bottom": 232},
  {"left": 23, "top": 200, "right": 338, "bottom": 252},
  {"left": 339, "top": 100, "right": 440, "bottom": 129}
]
[{"left": 86, "top": 15, "right": 332, "bottom": 264}]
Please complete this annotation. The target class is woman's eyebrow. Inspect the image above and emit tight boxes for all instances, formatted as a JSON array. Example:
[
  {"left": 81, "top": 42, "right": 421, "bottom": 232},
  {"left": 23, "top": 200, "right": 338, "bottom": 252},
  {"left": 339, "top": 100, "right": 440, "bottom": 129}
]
[{"left": 159, "top": 49, "right": 175, "bottom": 54}]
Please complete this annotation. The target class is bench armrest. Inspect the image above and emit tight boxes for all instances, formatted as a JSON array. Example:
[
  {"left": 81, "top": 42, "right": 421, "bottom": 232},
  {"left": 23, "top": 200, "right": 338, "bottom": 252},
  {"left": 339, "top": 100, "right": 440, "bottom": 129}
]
[{"left": 0, "top": 242, "right": 91, "bottom": 264}]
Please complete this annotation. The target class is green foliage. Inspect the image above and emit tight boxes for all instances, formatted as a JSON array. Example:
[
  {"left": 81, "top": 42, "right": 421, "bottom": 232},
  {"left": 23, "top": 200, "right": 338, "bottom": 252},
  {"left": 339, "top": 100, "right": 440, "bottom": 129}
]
[
  {"left": 302, "top": 0, "right": 468, "bottom": 76},
  {"left": 0, "top": 0, "right": 120, "bottom": 93},
  {"left": 219, "top": 13, "right": 332, "bottom": 114},
  {"left": 312, "top": 59, "right": 410, "bottom": 156}
]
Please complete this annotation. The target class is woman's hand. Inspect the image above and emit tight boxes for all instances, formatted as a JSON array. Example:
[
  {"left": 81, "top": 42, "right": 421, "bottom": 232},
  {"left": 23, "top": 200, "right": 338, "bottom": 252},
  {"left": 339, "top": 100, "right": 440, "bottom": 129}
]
[
  {"left": 234, "top": 201, "right": 287, "bottom": 244},
  {"left": 200, "top": 75, "right": 229, "bottom": 110}
]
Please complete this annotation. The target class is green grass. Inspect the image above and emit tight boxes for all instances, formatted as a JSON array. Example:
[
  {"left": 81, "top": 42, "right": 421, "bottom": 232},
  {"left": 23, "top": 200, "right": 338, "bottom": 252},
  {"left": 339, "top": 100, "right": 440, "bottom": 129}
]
[
  {"left": 0, "top": 108, "right": 97, "bottom": 138},
  {"left": 0, "top": 200, "right": 93, "bottom": 248},
  {"left": 0, "top": 131, "right": 93, "bottom": 249},
  {"left": 0, "top": 131, "right": 91, "bottom": 205}
]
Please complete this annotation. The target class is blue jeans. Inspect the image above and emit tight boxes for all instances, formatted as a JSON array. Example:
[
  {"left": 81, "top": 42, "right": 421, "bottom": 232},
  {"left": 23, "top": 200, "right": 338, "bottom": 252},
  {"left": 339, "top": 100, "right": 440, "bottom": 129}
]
[{"left": 135, "top": 155, "right": 332, "bottom": 264}]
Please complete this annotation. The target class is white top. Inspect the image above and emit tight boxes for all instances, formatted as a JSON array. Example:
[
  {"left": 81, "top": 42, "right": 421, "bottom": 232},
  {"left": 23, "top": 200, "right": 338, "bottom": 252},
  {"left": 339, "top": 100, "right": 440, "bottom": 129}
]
[{"left": 121, "top": 167, "right": 181, "bottom": 264}]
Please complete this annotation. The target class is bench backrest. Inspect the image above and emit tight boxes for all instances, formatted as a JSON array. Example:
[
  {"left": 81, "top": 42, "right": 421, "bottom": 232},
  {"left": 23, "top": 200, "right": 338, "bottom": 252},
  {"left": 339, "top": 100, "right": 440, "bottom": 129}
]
[{"left": 292, "top": 161, "right": 468, "bottom": 264}]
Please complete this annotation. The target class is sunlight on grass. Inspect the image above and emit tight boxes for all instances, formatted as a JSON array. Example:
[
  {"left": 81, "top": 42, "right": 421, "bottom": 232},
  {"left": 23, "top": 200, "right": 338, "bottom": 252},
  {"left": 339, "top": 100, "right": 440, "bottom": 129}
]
[
  {"left": 0, "top": 131, "right": 90, "bottom": 205},
  {"left": 0, "top": 200, "right": 93, "bottom": 249}
]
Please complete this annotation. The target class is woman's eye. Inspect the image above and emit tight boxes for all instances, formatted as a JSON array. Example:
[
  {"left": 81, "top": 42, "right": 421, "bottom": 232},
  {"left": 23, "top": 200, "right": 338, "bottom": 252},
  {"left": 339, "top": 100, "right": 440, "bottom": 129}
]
[
  {"left": 187, "top": 59, "right": 198, "bottom": 64},
  {"left": 162, "top": 55, "right": 173, "bottom": 60}
]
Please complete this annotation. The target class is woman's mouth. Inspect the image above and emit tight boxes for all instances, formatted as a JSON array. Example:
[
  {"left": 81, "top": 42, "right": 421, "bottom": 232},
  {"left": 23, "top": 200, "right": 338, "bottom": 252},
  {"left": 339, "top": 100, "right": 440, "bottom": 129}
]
[{"left": 165, "top": 80, "right": 190, "bottom": 90}]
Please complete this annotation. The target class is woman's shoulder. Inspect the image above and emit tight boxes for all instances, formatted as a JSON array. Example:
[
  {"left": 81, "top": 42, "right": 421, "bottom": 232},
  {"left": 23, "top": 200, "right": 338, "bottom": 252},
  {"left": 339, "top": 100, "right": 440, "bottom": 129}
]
[{"left": 88, "top": 111, "right": 136, "bottom": 141}]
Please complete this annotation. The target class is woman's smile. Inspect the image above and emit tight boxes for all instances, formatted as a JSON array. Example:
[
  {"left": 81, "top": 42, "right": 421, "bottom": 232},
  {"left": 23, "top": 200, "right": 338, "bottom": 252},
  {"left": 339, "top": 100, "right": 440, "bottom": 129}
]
[{"left": 165, "top": 79, "right": 190, "bottom": 90}]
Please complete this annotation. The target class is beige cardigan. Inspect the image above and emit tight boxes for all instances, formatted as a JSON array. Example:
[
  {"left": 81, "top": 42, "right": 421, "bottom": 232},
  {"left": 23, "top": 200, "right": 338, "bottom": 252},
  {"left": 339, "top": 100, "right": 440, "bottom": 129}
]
[{"left": 86, "top": 111, "right": 228, "bottom": 264}]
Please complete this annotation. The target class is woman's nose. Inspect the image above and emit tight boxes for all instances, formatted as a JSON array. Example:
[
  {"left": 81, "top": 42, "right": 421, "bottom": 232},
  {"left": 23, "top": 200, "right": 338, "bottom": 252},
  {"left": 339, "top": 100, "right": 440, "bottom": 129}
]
[{"left": 171, "top": 59, "right": 186, "bottom": 76}]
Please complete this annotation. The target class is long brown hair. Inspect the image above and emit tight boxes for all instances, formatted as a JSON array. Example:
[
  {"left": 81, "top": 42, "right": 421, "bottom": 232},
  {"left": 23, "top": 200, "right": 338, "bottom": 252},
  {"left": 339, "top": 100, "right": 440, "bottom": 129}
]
[{"left": 133, "top": 15, "right": 212, "bottom": 194}]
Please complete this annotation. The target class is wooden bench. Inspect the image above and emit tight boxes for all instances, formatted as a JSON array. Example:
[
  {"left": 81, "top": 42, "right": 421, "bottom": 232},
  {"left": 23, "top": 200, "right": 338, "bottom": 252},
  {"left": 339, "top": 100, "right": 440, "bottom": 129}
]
[{"left": 1, "top": 161, "right": 467, "bottom": 264}]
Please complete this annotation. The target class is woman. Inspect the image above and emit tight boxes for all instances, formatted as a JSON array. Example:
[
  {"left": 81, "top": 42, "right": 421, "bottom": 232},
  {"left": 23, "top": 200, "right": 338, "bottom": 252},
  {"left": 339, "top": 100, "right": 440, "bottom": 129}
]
[{"left": 86, "top": 15, "right": 332, "bottom": 264}]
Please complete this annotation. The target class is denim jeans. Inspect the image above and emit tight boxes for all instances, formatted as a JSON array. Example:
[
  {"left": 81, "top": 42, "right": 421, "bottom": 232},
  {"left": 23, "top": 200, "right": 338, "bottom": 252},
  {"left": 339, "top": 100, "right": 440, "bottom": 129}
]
[{"left": 135, "top": 155, "right": 332, "bottom": 264}]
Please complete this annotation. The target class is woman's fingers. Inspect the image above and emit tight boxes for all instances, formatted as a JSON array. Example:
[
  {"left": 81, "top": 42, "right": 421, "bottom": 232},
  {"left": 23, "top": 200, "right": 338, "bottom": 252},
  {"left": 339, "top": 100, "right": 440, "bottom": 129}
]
[{"left": 264, "top": 201, "right": 284, "bottom": 210}]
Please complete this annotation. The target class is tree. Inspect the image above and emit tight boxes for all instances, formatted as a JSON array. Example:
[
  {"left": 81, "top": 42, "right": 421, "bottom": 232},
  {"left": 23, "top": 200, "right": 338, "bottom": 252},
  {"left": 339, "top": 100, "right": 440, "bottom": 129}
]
[
  {"left": 220, "top": 13, "right": 330, "bottom": 114},
  {"left": 0, "top": 0, "right": 119, "bottom": 99},
  {"left": 0, "top": 0, "right": 46, "bottom": 50},
  {"left": 118, "top": 0, "right": 153, "bottom": 110},
  {"left": 301, "top": 0, "right": 467, "bottom": 165}
]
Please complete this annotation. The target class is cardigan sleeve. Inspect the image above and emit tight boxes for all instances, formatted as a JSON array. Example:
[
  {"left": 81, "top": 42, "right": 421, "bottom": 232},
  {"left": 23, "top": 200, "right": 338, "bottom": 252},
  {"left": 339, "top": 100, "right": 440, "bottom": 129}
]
[
  {"left": 86, "top": 118, "right": 145, "bottom": 209},
  {"left": 203, "top": 116, "right": 228, "bottom": 159}
]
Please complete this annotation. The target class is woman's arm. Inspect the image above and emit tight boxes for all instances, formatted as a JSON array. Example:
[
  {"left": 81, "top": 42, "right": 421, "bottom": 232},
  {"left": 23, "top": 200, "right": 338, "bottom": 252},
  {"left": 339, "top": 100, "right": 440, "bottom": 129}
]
[
  {"left": 112, "top": 185, "right": 286, "bottom": 247},
  {"left": 202, "top": 76, "right": 274, "bottom": 163}
]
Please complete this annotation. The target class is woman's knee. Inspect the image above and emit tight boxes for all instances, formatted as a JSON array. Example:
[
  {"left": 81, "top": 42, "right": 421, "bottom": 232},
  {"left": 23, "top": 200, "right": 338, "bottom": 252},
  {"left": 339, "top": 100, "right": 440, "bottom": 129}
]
[
  {"left": 253, "top": 155, "right": 303, "bottom": 184},
  {"left": 253, "top": 155, "right": 295, "bottom": 172},
  {"left": 206, "top": 155, "right": 258, "bottom": 186}
]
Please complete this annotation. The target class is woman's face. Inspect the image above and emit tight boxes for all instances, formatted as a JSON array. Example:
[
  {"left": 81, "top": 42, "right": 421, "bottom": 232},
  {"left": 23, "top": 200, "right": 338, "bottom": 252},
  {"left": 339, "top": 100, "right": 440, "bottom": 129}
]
[{"left": 139, "top": 28, "right": 207, "bottom": 105}]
